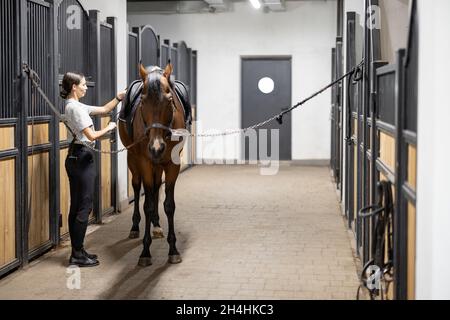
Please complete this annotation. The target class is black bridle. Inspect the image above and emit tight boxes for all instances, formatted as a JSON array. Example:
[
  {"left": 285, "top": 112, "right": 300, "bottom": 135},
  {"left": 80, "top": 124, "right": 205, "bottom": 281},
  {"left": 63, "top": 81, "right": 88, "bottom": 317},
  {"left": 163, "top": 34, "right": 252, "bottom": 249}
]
[{"left": 140, "top": 101, "right": 175, "bottom": 139}]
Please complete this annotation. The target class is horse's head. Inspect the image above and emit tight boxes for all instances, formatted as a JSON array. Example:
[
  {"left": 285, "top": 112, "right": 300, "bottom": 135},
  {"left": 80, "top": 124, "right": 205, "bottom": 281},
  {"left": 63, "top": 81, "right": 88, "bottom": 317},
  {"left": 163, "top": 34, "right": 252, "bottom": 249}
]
[{"left": 139, "top": 63, "right": 175, "bottom": 163}]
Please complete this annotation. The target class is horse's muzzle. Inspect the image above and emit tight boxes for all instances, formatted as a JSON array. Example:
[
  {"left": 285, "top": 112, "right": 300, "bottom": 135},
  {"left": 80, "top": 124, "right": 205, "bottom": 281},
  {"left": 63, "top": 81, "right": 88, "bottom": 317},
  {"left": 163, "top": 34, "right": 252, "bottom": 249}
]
[{"left": 149, "top": 141, "right": 166, "bottom": 161}]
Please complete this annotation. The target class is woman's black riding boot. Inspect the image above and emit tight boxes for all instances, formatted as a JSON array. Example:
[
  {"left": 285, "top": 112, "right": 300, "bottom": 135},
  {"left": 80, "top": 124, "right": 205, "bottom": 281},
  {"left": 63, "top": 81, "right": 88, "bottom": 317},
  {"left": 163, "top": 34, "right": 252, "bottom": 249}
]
[
  {"left": 69, "top": 249, "right": 99, "bottom": 267},
  {"left": 81, "top": 248, "right": 98, "bottom": 260}
]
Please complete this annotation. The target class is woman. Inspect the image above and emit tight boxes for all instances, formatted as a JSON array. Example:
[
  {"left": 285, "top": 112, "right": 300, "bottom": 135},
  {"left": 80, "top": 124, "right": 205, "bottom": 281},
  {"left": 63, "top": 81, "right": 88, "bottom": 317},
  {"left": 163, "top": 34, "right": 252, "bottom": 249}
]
[{"left": 61, "top": 72, "right": 126, "bottom": 267}]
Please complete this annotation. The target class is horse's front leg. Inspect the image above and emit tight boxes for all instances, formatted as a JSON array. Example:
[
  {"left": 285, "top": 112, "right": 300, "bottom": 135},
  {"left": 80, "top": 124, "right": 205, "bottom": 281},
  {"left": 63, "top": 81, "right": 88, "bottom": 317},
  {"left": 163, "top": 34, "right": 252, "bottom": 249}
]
[
  {"left": 129, "top": 177, "right": 142, "bottom": 239},
  {"left": 138, "top": 186, "right": 154, "bottom": 267},
  {"left": 164, "top": 165, "right": 182, "bottom": 264},
  {"left": 151, "top": 167, "right": 164, "bottom": 239}
]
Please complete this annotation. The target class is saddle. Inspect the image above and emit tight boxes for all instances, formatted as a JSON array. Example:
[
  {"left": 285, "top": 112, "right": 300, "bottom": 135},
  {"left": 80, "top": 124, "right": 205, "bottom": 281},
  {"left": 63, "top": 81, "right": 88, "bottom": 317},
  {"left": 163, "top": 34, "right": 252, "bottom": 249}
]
[{"left": 119, "top": 76, "right": 192, "bottom": 138}]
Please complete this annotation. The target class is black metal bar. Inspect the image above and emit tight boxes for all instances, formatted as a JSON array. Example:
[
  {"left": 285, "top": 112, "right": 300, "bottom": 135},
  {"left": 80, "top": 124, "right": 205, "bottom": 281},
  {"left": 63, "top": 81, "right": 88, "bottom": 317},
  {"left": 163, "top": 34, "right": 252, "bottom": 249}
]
[
  {"left": 336, "top": 36, "right": 343, "bottom": 202},
  {"left": 376, "top": 64, "right": 396, "bottom": 76},
  {"left": 330, "top": 47, "right": 336, "bottom": 179},
  {"left": 50, "top": 0, "right": 62, "bottom": 242},
  {"left": 132, "top": 26, "right": 140, "bottom": 63},
  {"left": 100, "top": 21, "right": 112, "bottom": 28},
  {"left": 402, "top": 183, "right": 416, "bottom": 205},
  {"left": 27, "top": 240, "right": 53, "bottom": 260},
  {"left": 0, "top": 150, "right": 19, "bottom": 158},
  {"left": 375, "top": 159, "right": 396, "bottom": 185},
  {"left": 107, "top": 16, "right": 118, "bottom": 213},
  {"left": 27, "top": 143, "right": 53, "bottom": 153},
  {"left": 345, "top": 12, "right": 356, "bottom": 229},
  {"left": 26, "top": 115, "right": 52, "bottom": 123},
  {"left": 19, "top": 0, "right": 30, "bottom": 268},
  {"left": 0, "top": 259, "right": 21, "bottom": 278},
  {"left": 88, "top": 9, "right": 102, "bottom": 224},
  {"left": 394, "top": 49, "right": 407, "bottom": 300},
  {"left": 403, "top": 130, "right": 417, "bottom": 145},
  {"left": 337, "top": 0, "right": 344, "bottom": 38},
  {"left": 11, "top": 0, "right": 22, "bottom": 276},
  {"left": 375, "top": 120, "right": 396, "bottom": 135}
]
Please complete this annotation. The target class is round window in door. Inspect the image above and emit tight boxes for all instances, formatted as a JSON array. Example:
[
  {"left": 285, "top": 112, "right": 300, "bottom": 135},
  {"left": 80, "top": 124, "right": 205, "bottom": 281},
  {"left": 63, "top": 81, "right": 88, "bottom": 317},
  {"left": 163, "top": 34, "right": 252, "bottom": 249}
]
[{"left": 258, "top": 77, "right": 274, "bottom": 94}]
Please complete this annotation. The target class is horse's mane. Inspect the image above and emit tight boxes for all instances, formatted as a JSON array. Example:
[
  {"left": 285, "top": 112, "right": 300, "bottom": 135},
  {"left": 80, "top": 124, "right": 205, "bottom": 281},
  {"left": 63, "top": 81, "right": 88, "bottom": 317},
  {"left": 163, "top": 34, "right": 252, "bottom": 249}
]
[
  {"left": 145, "top": 67, "right": 163, "bottom": 102},
  {"left": 144, "top": 66, "right": 174, "bottom": 102}
]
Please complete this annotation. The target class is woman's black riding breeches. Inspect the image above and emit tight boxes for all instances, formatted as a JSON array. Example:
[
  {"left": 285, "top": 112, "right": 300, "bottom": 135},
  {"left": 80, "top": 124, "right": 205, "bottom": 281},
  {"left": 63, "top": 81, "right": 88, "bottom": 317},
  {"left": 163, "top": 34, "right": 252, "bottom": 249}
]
[{"left": 65, "top": 144, "right": 96, "bottom": 251}]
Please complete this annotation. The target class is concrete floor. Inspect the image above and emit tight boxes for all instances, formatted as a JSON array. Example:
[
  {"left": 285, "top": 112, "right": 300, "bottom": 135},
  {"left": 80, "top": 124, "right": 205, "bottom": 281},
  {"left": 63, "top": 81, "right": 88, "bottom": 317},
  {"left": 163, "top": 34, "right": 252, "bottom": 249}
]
[{"left": 0, "top": 165, "right": 359, "bottom": 300}]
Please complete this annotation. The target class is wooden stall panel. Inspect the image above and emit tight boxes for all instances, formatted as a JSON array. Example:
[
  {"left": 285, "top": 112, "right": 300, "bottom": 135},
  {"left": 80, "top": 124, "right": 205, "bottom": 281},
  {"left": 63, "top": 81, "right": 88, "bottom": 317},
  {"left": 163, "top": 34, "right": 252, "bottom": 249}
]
[
  {"left": 0, "top": 127, "right": 15, "bottom": 151},
  {"left": 379, "top": 131, "right": 395, "bottom": 172},
  {"left": 407, "top": 202, "right": 416, "bottom": 300},
  {"left": 0, "top": 159, "right": 16, "bottom": 266},
  {"left": 59, "top": 122, "right": 69, "bottom": 142},
  {"left": 408, "top": 145, "right": 416, "bottom": 190},
  {"left": 101, "top": 116, "right": 110, "bottom": 129},
  {"left": 101, "top": 139, "right": 111, "bottom": 211},
  {"left": 27, "top": 123, "right": 49, "bottom": 145},
  {"left": 59, "top": 148, "right": 70, "bottom": 236},
  {"left": 28, "top": 152, "right": 50, "bottom": 251}
]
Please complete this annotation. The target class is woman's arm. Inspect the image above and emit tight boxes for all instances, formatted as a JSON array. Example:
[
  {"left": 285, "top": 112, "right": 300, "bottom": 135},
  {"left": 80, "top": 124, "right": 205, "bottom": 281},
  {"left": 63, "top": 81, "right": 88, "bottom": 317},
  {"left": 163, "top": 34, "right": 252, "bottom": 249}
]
[
  {"left": 82, "top": 122, "right": 116, "bottom": 142},
  {"left": 90, "top": 90, "right": 127, "bottom": 116}
]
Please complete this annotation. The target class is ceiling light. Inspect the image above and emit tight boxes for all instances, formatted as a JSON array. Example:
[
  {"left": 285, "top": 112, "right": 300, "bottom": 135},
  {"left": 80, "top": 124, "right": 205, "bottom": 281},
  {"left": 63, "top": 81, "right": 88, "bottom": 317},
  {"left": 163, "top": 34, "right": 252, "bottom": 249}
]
[{"left": 249, "top": 0, "right": 261, "bottom": 10}]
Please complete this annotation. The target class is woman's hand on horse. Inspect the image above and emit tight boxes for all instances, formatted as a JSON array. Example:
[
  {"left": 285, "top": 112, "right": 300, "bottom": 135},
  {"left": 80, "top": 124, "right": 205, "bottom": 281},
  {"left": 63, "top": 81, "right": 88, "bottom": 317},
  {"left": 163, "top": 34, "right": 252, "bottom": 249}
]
[
  {"left": 107, "top": 122, "right": 117, "bottom": 131},
  {"left": 117, "top": 90, "right": 126, "bottom": 101}
]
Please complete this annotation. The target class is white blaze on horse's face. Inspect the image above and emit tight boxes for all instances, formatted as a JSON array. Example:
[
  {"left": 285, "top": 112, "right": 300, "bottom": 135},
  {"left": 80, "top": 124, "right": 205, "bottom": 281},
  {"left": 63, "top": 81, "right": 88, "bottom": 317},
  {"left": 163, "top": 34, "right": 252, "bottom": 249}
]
[{"left": 149, "top": 136, "right": 166, "bottom": 161}]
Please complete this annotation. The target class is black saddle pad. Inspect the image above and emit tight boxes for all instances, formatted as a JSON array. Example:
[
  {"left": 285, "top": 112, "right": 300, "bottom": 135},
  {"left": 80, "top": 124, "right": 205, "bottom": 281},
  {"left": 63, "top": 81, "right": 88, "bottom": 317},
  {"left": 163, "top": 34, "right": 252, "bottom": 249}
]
[
  {"left": 174, "top": 80, "right": 192, "bottom": 126},
  {"left": 118, "top": 79, "right": 143, "bottom": 138}
]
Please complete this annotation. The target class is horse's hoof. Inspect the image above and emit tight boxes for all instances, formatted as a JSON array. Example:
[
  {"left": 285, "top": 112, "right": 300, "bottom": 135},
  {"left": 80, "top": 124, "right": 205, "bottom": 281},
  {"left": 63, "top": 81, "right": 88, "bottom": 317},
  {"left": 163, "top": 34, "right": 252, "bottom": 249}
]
[
  {"left": 168, "top": 255, "right": 182, "bottom": 264},
  {"left": 129, "top": 231, "right": 139, "bottom": 239},
  {"left": 152, "top": 227, "right": 164, "bottom": 239},
  {"left": 138, "top": 257, "right": 152, "bottom": 267}
]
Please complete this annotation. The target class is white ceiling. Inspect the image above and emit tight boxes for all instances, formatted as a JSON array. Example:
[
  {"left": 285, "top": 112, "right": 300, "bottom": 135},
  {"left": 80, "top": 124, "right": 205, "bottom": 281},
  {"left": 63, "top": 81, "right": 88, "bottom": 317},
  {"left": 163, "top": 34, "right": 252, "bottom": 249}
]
[{"left": 127, "top": 0, "right": 326, "bottom": 14}]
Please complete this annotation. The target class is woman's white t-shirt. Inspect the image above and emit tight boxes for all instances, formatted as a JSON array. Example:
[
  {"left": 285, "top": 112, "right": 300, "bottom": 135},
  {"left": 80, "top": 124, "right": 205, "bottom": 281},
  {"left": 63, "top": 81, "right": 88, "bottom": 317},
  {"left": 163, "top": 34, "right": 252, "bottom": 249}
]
[{"left": 64, "top": 99, "right": 101, "bottom": 145}]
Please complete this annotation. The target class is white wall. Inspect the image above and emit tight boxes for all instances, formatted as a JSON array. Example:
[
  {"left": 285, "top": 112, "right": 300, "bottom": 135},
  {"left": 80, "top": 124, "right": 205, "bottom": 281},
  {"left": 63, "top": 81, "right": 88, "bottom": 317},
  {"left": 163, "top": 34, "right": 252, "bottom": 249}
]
[
  {"left": 78, "top": 0, "right": 129, "bottom": 206},
  {"left": 416, "top": 0, "right": 450, "bottom": 300},
  {"left": 128, "top": 1, "right": 337, "bottom": 161}
]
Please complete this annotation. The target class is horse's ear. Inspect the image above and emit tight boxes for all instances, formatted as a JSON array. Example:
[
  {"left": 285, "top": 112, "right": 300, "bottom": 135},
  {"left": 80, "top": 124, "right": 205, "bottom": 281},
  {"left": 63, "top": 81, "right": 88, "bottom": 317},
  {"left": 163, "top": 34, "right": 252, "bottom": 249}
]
[
  {"left": 139, "top": 64, "right": 148, "bottom": 81},
  {"left": 163, "top": 62, "right": 173, "bottom": 79}
]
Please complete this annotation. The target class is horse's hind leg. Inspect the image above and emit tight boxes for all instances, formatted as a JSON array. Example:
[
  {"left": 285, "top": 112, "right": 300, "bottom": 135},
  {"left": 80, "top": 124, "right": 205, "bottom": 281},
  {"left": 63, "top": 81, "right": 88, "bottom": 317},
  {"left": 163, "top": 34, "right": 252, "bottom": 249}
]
[
  {"left": 164, "top": 164, "right": 182, "bottom": 264},
  {"left": 129, "top": 175, "right": 142, "bottom": 239},
  {"left": 151, "top": 166, "right": 164, "bottom": 239}
]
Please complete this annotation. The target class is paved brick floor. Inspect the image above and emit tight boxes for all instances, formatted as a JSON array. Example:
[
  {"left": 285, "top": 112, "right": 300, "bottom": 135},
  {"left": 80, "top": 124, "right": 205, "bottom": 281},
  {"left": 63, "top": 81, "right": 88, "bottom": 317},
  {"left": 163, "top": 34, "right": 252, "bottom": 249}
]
[{"left": 0, "top": 165, "right": 359, "bottom": 300}]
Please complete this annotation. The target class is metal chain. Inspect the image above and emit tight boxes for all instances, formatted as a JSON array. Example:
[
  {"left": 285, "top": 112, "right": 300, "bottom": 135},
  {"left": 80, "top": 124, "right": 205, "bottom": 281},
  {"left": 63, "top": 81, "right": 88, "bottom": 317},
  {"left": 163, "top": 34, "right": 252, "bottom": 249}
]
[
  {"left": 171, "top": 59, "right": 365, "bottom": 138},
  {"left": 23, "top": 60, "right": 364, "bottom": 151}
]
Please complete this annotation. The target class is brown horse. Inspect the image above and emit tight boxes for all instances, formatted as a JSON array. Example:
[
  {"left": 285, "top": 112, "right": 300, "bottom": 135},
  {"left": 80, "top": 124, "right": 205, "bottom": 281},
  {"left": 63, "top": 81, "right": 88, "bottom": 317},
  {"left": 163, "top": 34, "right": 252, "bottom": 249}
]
[{"left": 119, "top": 63, "right": 185, "bottom": 266}]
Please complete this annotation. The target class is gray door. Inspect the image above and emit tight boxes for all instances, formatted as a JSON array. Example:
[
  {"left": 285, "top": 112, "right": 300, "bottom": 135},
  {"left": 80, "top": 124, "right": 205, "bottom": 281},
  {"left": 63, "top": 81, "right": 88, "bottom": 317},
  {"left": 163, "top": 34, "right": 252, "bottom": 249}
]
[{"left": 241, "top": 57, "right": 292, "bottom": 160}]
